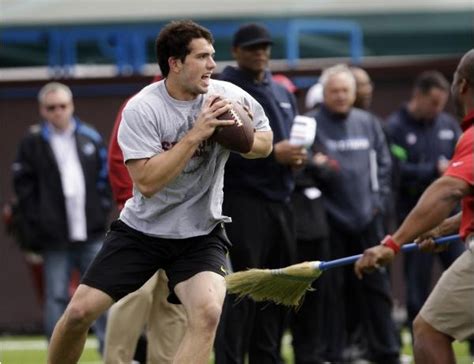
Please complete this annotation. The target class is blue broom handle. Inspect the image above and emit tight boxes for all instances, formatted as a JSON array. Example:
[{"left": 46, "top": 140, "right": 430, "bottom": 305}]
[{"left": 318, "top": 234, "right": 460, "bottom": 271}]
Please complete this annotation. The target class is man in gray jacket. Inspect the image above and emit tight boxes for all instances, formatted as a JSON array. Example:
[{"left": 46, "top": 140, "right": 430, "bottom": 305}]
[{"left": 306, "top": 64, "right": 400, "bottom": 363}]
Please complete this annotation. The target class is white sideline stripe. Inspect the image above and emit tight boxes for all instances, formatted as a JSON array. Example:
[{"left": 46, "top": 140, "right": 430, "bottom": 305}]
[{"left": 0, "top": 337, "right": 98, "bottom": 351}]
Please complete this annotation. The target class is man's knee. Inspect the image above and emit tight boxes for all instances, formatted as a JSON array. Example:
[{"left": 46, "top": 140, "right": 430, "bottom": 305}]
[
  {"left": 413, "top": 314, "right": 449, "bottom": 346},
  {"left": 62, "top": 301, "right": 97, "bottom": 331},
  {"left": 191, "top": 302, "right": 222, "bottom": 332},
  {"left": 414, "top": 314, "right": 431, "bottom": 339}
]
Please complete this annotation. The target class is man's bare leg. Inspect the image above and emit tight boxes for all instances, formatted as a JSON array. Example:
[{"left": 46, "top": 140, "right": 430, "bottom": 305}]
[
  {"left": 173, "top": 271, "right": 226, "bottom": 364},
  {"left": 413, "top": 315, "right": 455, "bottom": 364},
  {"left": 48, "top": 284, "right": 114, "bottom": 364}
]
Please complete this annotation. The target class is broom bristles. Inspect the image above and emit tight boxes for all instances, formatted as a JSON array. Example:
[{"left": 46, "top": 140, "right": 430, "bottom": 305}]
[{"left": 225, "top": 261, "right": 322, "bottom": 307}]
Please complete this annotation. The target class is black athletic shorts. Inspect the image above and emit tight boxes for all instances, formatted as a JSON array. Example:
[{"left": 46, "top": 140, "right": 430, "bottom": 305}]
[{"left": 82, "top": 219, "right": 232, "bottom": 304}]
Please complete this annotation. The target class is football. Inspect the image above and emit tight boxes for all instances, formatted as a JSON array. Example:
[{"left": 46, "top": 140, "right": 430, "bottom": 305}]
[{"left": 210, "top": 99, "right": 255, "bottom": 153}]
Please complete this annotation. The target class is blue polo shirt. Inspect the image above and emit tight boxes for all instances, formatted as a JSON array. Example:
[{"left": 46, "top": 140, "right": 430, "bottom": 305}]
[
  {"left": 219, "top": 66, "right": 297, "bottom": 202},
  {"left": 386, "top": 105, "right": 461, "bottom": 219}
]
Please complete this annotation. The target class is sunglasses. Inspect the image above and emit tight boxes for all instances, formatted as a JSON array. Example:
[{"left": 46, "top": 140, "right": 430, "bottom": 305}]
[{"left": 45, "top": 104, "right": 68, "bottom": 112}]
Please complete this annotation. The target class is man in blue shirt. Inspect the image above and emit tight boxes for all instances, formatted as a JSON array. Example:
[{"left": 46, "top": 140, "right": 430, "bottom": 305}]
[
  {"left": 215, "top": 23, "right": 306, "bottom": 364},
  {"left": 386, "top": 70, "right": 464, "bottom": 340}
]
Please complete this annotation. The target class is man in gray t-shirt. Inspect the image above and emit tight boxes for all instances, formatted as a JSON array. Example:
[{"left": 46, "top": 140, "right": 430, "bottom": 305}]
[
  {"left": 118, "top": 78, "right": 270, "bottom": 238},
  {"left": 47, "top": 20, "right": 273, "bottom": 364}
]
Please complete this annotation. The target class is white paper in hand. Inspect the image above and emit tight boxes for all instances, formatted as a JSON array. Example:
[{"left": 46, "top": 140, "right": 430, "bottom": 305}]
[{"left": 289, "top": 115, "right": 317, "bottom": 148}]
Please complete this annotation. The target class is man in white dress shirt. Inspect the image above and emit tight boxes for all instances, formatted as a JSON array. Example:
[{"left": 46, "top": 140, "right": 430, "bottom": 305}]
[{"left": 12, "top": 82, "right": 111, "bottom": 353}]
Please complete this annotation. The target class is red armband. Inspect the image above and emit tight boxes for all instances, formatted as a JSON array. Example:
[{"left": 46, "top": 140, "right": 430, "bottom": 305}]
[{"left": 381, "top": 235, "right": 401, "bottom": 254}]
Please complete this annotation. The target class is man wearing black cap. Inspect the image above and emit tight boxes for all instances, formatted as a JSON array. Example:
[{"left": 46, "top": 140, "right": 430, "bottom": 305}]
[{"left": 215, "top": 23, "right": 306, "bottom": 364}]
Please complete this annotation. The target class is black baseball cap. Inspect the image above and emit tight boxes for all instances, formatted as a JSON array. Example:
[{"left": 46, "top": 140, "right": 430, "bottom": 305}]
[{"left": 233, "top": 23, "right": 273, "bottom": 48}]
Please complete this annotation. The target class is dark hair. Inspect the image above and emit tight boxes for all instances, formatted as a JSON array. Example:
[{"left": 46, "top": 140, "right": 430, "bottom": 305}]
[
  {"left": 458, "top": 49, "right": 474, "bottom": 85},
  {"left": 155, "top": 20, "right": 214, "bottom": 77},
  {"left": 413, "top": 70, "right": 450, "bottom": 94}
]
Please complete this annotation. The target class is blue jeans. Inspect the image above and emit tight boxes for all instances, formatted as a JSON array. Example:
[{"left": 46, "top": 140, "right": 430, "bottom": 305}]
[{"left": 43, "top": 240, "right": 107, "bottom": 353}]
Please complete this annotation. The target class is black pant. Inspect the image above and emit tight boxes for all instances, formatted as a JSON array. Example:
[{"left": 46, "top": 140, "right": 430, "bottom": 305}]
[
  {"left": 289, "top": 237, "right": 330, "bottom": 364},
  {"left": 324, "top": 215, "right": 400, "bottom": 364},
  {"left": 215, "top": 191, "right": 297, "bottom": 364}
]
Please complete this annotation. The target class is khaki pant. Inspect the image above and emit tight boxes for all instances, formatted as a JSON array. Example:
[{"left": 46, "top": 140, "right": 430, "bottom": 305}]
[
  {"left": 420, "top": 246, "right": 474, "bottom": 341},
  {"left": 104, "top": 270, "right": 187, "bottom": 363}
]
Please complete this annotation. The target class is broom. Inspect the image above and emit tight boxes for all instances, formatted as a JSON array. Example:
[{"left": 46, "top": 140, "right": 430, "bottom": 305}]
[{"left": 225, "top": 234, "right": 460, "bottom": 307}]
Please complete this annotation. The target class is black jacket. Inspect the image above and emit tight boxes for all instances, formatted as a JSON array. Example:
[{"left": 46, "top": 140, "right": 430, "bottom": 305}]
[
  {"left": 386, "top": 106, "right": 461, "bottom": 220},
  {"left": 291, "top": 156, "right": 335, "bottom": 241},
  {"left": 220, "top": 66, "right": 298, "bottom": 202},
  {"left": 308, "top": 105, "right": 392, "bottom": 233},
  {"left": 12, "top": 119, "right": 112, "bottom": 251}
]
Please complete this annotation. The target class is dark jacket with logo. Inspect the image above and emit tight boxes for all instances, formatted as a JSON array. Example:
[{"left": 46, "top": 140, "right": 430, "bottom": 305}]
[
  {"left": 219, "top": 66, "right": 297, "bottom": 202},
  {"left": 12, "top": 119, "right": 112, "bottom": 251},
  {"left": 291, "top": 156, "right": 336, "bottom": 241},
  {"left": 308, "top": 105, "right": 392, "bottom": 233},
  {"left": 386, "top": 106, "right": 461, "bottom": 220}
]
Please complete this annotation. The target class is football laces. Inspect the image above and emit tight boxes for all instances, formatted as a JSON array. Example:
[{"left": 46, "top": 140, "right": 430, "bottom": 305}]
[{"left": 230, "top": 108, "right": 243, "bottom": 127}]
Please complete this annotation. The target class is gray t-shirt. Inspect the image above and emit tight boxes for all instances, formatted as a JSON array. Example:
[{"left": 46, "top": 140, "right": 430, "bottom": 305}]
[{"left": 118, "top": 79, "right": 270, "bottom": 238}]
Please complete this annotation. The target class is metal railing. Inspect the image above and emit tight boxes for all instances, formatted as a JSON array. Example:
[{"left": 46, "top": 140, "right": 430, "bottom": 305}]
[{"left": 1, "top": 19, "right": 363, "bottom": 76}]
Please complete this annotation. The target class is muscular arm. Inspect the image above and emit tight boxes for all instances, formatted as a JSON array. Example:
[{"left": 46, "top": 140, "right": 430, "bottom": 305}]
[
  {"left": 392, "top": 175, "right": 470, "bottom": 244},
  {"left": 355, "top": 175, "right": 470, "bottom": 278},
  {"left": 431, "top": 212, "right": 463, "bottom": 237},
  {"left": 126, "top": 135, "right": 202, "bottom": 198},
  {"left": 240, "top": 130, "right": 273, "bottom": 159},
  {"left": 126, "top": 97, "right": 234, "bottom": 198},
  {"left": 414, "top": 211, "right": 462, "bottom": 252}
]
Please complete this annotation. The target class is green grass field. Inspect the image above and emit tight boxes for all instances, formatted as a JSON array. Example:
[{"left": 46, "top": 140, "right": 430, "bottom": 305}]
[
  {"left": 0, "top": 336, "right": 100, "bottom": 364},
  {"left": 0, "top": 332, "right": 471, "bottom": 364}
]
